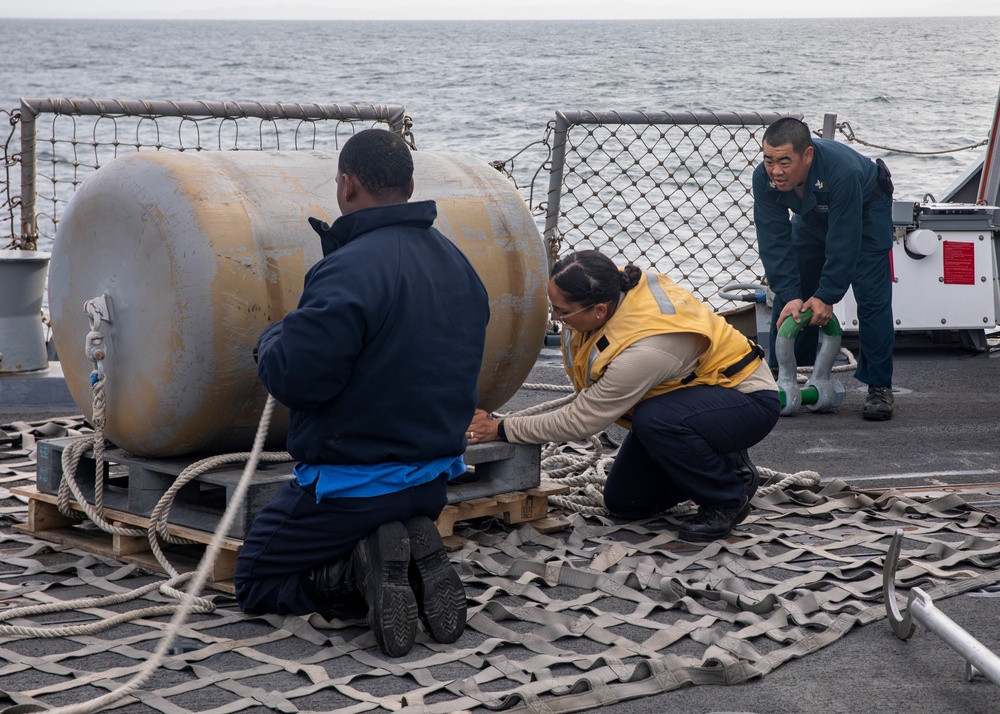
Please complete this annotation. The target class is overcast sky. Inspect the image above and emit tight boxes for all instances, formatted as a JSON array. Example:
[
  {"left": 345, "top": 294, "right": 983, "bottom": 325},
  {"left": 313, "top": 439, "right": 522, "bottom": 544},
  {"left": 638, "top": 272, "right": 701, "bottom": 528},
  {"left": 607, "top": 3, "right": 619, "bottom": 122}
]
[{"left": 1, "top": 0, "right": 998, "bottom": 21}]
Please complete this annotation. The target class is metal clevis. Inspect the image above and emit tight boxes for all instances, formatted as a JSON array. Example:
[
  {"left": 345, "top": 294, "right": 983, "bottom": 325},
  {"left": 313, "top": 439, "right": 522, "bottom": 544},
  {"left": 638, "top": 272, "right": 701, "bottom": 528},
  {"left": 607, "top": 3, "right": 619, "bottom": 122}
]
[{"left": 774, "top": 308, "right": 846, "bottom": 416}]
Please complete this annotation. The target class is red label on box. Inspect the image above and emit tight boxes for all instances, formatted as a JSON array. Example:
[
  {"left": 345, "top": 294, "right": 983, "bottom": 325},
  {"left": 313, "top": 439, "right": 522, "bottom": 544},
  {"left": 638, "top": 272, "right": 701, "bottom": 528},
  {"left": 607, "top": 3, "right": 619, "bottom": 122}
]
[{"left": 942, "top": 241, "right": 975, "bottom": 285}]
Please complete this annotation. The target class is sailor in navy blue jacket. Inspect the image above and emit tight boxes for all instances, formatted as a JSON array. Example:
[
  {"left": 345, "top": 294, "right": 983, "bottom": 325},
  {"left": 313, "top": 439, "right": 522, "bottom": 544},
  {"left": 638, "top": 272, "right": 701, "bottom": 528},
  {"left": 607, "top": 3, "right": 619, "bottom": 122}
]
[
  {"left": 752, "top": 118, "right": 894, "bottom": 419},
  {"left": 255, "top": 198, "right": 489, "bottom": 471},
  {"left": 235, "top": 130, "right": 490, "bottom": 624}
]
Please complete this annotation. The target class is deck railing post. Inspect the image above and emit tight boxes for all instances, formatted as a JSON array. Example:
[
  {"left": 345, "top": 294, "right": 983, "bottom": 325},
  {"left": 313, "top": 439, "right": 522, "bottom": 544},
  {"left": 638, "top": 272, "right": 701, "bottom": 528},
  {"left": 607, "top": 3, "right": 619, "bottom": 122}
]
[{"left": 18, "top": 98, "right": 37, "bottom": 250}]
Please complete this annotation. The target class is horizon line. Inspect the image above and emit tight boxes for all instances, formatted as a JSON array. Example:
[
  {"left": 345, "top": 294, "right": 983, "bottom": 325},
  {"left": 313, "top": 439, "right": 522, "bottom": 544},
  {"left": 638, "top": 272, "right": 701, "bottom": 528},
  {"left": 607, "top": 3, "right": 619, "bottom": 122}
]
[{"left": 3, "top": 13, "right": 999, "bottom": 21}]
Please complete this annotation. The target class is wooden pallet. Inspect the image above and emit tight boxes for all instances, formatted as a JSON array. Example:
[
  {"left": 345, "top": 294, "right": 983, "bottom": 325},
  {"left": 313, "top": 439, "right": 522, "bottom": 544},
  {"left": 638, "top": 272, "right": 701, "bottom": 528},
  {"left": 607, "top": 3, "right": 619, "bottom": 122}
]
[
  {"left": 35, "top": 437, "right": 294, "bottom": 540},
  {"left": 436, "top": 481, "right": 572, "bottom": 548},
  {"left": 11, "top": 481, "right": 573, "bottom": 584},
  {"left": 10, "top": 484, "right": 241, "bottom": 594},
  {"left": 35, "top": 438, "right": 544, "bottom": 540}
]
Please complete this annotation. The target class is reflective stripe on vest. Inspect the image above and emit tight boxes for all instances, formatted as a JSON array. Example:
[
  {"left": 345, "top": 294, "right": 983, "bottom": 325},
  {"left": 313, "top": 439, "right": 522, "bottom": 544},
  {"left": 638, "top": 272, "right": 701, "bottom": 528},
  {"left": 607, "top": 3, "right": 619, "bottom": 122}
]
[{"left": 561, "top": 271, "right": 762, "bottom": 403}]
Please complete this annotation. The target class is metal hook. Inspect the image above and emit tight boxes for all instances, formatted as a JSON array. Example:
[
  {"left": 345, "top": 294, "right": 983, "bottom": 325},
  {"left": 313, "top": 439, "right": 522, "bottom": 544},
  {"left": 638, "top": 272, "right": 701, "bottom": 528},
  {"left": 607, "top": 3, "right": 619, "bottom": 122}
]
[
  {"left": 883, "top": 528, "right": 1000, "bottom": 685},
  {"left": 883, "top": 528, "right": 917, "bottom": 639},
  {"left": 83, "top": 294, "right": 112, "bottom": 382},
  {"left": 84, "top": 294, "right": 110, "bottom": 331}
]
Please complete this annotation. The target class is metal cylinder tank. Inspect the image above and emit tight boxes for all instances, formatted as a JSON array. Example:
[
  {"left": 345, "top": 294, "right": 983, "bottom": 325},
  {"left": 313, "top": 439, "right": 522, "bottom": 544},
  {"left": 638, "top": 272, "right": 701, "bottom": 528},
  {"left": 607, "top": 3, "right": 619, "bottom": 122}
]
[{"left": 49, "top": 149, "right": 548, "bottom": 457}]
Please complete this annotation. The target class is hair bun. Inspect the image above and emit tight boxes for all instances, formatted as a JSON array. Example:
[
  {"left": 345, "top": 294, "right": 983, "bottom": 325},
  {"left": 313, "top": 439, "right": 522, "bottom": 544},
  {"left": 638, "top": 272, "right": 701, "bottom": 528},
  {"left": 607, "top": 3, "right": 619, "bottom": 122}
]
[{"left": 621, "top": 264, "right": 642, "bottom": 291}]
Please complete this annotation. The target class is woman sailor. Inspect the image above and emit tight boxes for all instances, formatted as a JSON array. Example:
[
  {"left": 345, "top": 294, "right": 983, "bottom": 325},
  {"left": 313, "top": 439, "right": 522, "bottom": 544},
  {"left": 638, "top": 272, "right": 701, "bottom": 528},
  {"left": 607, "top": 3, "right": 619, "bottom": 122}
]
[{"left": 468, "top": 249, "right": 781, "bottom": 542}]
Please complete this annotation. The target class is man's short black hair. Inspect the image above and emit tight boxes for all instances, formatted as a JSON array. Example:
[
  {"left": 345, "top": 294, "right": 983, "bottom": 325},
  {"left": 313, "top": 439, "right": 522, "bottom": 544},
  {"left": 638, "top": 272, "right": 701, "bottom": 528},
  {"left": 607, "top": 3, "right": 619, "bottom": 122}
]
[
  {"left": 762, "top": 117, "right": 813, "bottom": 155},
  {"left": 338, "top": 129, "right": 413, "bottom": 200}
]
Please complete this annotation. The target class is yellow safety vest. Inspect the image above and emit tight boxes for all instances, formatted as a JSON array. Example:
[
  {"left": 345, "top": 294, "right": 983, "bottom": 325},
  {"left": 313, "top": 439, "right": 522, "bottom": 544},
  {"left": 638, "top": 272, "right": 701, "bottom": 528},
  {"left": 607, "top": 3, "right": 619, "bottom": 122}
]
[{"left": 561, "top": 271, "right": 762, "bottom": 428}]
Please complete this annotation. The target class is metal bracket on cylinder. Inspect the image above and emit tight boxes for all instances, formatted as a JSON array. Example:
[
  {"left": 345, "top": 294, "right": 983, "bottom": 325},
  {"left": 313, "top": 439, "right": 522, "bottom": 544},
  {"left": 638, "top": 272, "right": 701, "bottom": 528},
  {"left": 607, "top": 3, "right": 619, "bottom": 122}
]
[
  {"left": 775, "top": 308, "right": 846, "bottom": 416},
  {"left": 883, "top": 528, "right": 1000, "bottom": 686},
  {"left": 84, "top": 294, "right": 112, "bottom": 383}
]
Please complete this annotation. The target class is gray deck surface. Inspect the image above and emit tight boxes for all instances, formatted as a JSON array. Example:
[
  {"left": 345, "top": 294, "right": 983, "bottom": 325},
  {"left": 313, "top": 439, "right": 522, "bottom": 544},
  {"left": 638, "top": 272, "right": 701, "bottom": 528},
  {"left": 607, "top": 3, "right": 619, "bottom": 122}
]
[
  {"left": 1, "top": 335, "right": 999, "bottom": 714},
  {"left": 503, "top": 337, "right": 1000, "bottom": 714}
]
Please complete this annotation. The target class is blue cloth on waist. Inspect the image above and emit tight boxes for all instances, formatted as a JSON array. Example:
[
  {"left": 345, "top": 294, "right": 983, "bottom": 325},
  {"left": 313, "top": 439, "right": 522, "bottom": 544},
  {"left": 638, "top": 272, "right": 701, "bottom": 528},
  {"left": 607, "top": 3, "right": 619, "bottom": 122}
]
[{"left": 294, "top": 455, "right": 467, "bottom": 500}]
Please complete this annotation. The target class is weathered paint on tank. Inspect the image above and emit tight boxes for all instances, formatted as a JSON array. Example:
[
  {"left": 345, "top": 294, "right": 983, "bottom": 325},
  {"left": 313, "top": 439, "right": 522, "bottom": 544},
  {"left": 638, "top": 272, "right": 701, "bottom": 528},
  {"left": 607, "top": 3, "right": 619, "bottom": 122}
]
[{"left": 49, "top": 149, "right": 547, "bottom": 457}]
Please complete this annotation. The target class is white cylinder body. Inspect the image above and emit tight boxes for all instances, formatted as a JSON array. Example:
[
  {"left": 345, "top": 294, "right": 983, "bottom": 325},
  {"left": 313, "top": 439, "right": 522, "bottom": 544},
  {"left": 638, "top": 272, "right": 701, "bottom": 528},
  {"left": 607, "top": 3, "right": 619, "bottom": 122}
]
[{"left": 49, "top": 150, "right": 548, "bottom": 457}]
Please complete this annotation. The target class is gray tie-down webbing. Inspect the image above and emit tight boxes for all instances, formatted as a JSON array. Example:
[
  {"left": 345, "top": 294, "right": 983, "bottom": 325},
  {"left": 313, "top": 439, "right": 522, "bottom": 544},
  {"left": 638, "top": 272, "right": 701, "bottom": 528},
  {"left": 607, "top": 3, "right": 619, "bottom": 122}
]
[{"left": 1, "top": 421, "right": 999, "bottom": 713}]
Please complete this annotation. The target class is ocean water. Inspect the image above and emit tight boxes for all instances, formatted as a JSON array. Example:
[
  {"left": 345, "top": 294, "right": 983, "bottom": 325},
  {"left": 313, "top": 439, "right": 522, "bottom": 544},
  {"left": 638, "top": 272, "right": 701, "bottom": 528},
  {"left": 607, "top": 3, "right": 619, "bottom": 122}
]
[{"left": 1, "top": 15, "right": 999, "bottom": 206}]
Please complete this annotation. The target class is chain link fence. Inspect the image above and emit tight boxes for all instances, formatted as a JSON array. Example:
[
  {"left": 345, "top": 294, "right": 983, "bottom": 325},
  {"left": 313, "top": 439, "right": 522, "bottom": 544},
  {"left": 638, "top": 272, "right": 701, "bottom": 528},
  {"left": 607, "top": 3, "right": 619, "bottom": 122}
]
[
  {"left": 540, "top": 110, "right": 800, "bottom": 309},
  {"left": 2, "top": 98, "right": 414, "bottom": 250},
  {"left": 9, "top": 100, "right": 988, "bottom": 310}
]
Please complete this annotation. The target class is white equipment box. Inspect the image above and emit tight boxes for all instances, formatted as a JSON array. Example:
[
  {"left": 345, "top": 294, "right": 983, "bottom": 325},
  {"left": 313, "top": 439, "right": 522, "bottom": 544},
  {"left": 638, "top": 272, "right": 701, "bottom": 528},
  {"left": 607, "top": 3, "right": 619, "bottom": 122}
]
[{"left": 835, "top": 202, "right": 1000, "bottom": 345}]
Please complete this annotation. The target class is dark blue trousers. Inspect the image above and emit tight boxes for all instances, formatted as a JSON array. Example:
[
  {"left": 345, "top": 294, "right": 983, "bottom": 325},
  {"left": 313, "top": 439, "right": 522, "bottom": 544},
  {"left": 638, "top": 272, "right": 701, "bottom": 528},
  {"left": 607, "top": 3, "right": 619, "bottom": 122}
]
[
  {"left": 603, "top": 385, "right": 780, "bottom": 518},
  {"left": 767, "top": 196, "right": 895, "bottom": 388},
  {"left": 234, "top": 475, "right": 448, "bottom": 616}
]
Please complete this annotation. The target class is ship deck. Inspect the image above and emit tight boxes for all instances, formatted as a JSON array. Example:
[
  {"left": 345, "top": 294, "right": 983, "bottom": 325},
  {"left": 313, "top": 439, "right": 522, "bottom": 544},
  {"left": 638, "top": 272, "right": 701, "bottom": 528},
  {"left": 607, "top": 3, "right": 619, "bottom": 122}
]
[{"left": 1, "top": 335, "right": 998, "bottom": 714}]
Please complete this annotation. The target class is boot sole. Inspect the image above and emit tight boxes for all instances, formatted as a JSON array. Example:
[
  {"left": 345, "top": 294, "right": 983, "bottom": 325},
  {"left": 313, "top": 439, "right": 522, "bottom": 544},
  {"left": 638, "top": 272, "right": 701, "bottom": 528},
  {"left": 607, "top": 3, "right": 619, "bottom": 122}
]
[
  {"left": 406, "top": 516, "right": 467, "bottom": 644},
  {"left": 353, "top": 521, "right": 417, "bottom": 657},
  {"left": 863, "top": 410, "right": 893, "bottom": 421}
]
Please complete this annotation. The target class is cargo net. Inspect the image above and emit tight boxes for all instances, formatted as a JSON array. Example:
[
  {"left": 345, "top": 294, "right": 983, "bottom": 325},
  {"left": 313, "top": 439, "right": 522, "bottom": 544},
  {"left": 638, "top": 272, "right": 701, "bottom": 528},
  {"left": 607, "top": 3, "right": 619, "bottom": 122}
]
[
  {"left": 2, "top": 417, "right": 1000, "bottom": 713},
  {"left": 1, "top": 99, "right": 412, "bottom": 250},
  {"left": 549, "top": 115, "right": 780, "bottom": 310}
]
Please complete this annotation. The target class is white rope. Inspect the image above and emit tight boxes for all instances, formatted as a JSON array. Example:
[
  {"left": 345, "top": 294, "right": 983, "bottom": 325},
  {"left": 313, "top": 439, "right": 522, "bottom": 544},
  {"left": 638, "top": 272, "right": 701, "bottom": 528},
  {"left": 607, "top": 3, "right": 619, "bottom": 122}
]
[
  {"left": 146, "top": 449, "right": 292, "bottom": 578},
  {"left": 521, "top": 383, "right": 574, "bottom": 393},
  {"left": 56, "top": 377, "right": 147, "bottom": 538},
  {"left": 0, "top": 573, "right": 209, "bottom": 638},
  {"left": 5, "top": 297, "right": 286, "bottom": 708},
  {"left": 505, "top": 385, "right": 823, "bottom": 517},
  {"left": 794, "top": 346, "right": 857, "bottom": 384},
  {"left": 33, "top": 394, "right": 280, "bottom": 714},
  {"left": 1, "top": 342, "right": 283, "bottom": 709},
  {"left": 53, "top": 370, "right": 292, "bottom": 578},
  {"left": 757, "top": 467, "right": 822, "bottom": 496}
]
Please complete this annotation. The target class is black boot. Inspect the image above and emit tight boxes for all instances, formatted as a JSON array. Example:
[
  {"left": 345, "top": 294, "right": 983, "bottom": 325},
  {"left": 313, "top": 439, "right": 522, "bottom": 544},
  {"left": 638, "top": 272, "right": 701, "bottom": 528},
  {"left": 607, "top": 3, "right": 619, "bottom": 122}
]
[
  {"left": 726, "top": 450, "right": 760, "bottom": 502},
  {"left": 676, "top": 499, "right": 751, "bottom": 543},
  {"left": 405, "top": 515, "right": 467, "bottom": 644},
  {"left": 352, "top": 521, "right": 418, "bottom": 657},
  {"left": 306, "top": 557, "right": 367, "bottom": 619},
  {"left": 863, "top": 385, "right": 894, "bottom": 421}
]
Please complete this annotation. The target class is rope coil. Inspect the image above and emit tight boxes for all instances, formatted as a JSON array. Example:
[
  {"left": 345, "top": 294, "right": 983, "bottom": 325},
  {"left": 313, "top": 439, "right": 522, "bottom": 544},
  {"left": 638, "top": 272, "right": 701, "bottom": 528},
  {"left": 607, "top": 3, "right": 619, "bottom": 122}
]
[{"left": 6, "top": 395, "right": 282, "bottom": 714}]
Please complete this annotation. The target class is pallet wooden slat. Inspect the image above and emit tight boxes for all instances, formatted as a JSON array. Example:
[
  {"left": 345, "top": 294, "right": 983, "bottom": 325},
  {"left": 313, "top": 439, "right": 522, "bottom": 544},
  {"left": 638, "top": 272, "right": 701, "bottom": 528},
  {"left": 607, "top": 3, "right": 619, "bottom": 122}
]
[
  {"left": 435, "top": 481, "right": 571, "bottom": 537},
  {"left": 11, "top": 485, "right": 239, "bottom": 593},
  {"left": 11, "top": 481, "right": 573, "bottom": 587}
]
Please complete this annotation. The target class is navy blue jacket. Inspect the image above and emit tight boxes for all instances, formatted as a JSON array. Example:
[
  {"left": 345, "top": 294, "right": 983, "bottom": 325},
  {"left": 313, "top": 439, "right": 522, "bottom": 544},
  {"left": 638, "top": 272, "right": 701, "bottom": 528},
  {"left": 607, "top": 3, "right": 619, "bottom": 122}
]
[
  {"left": 753, "top": 138, "right": 888, "bottom": 306},
  {"left": 256, "top": 200, "right": 490, "bottom": 465}
]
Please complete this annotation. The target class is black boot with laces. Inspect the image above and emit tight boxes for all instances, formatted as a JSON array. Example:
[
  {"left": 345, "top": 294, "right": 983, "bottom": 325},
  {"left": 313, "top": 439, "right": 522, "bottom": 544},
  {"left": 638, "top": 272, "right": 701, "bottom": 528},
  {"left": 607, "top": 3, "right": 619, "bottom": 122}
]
[
  {"left": 863, "top": 385, "right": 894, "bottom": 421},
  {"left": 676, "top": 499, "right": 751, "bottom": 543}
]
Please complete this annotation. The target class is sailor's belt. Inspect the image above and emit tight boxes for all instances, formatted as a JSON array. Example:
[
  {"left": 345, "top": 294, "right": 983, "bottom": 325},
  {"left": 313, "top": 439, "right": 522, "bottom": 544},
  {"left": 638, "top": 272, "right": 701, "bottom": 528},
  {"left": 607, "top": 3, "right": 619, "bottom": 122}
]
[{"left": 680, "top": 340, "right": 764, "bottom": 385}]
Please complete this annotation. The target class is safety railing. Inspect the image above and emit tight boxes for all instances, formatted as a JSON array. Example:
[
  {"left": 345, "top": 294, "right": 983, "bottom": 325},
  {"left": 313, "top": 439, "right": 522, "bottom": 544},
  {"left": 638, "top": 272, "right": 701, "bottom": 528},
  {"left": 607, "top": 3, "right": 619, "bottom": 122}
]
[
  {"left": 542, "top": 110, "right": 800, "bottom": 308},
  {"left": 2, "top": 98, "right": 412, "bottom": 250}
]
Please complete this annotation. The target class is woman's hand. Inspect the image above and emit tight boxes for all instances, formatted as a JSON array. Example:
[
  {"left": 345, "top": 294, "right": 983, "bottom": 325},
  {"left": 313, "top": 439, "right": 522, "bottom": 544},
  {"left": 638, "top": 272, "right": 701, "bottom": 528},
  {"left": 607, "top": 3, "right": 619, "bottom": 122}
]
[{"left": 467, "top": 408, "right": 501, "bottom": 444}]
